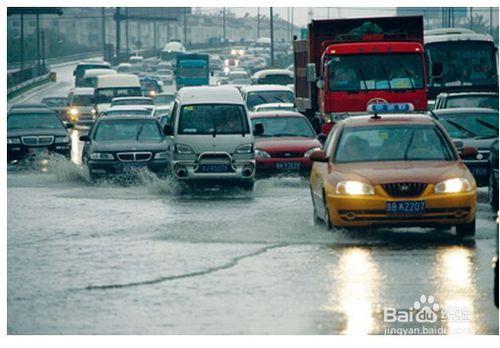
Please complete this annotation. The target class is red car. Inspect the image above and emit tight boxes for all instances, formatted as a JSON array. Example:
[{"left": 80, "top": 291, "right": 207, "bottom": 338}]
[{"left": 250, "top": 111, "right": 322, "bottom": 177}]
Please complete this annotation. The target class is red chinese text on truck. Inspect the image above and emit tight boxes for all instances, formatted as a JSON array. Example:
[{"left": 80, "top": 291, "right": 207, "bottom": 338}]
[{"left": 293, "top": 16, "right": 428, "bottom": 134}]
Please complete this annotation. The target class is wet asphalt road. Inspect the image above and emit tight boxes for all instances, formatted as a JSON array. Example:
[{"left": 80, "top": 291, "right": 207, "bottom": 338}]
[{"left": 6, "top": 62, "right": 499, "bottom": 334}]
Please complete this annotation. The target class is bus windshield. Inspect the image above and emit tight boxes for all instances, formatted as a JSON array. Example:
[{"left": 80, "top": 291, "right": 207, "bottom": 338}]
[
  {"left": 426, "top": 41, "right": 497, "bottom": 87},
  {"left": 328, "top": 53, "right": 424, "bottom": 92}
]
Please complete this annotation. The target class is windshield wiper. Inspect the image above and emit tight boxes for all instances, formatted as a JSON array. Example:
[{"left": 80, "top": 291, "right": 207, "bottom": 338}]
[
  {"left": 353, "top": 66, "right": 368, "bottom": 91},
  {"left": 475, "top": 118, "right": 499, "bottom": 131},
  {"left": 136, "top": 123, "right": 146, "bottom": 141},
  {"left": 377, "top": 59, "right": 392, "bottom": 92},
  {"left": 445, "top": 120, "right": 476, "bottom": 138},
  {"left": 395, "top": 59, "right": 416, "bottom": 90},
  {"left": 403, "top": 130, "right": 415, "bottom": 160}
]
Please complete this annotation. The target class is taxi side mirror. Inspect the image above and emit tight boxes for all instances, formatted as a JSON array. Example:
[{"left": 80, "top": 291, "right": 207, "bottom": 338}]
[
  {"left": 461, "top": 146, "right": 478, "bottom": 158},
  {"left": 253, "top": 123, "right": 264, "bottom": 136},
  {"left": 309, "top": 150, "right": 328, "bottom": 162}
]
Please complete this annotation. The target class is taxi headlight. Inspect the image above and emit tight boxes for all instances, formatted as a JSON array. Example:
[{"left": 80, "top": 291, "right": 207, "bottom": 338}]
[
  {"left": 336, "top": 180, "right": 374, "bottom": 196},
  {"left": 236, "top": 144, "right": 253, "bottom": 154},
  {"left": 175, "top": 144, "right": 194, "bottom": 154},
  {"left": 154, "top": 151, "right": 169, "bottom": 159},
  {"left": 435, "top": 178, "right": 472, "bottom": 194},
  {"left": 54, "top": 136, "right": 69, "bottom": 143},
  {"left": 255, "top": 149, "right": 271, "bottom": 158},
  {"left": 90, "top": 152, "right": 114, "bottom": 160},
  {"left": 69, "top": 108, "right": 79, "bottom": 116},
  {"left": 7, "top": 137, "right": 21, "bottom": 144},
  {"left": 304, "top": 147, "right": 322, "bottom": 158}
]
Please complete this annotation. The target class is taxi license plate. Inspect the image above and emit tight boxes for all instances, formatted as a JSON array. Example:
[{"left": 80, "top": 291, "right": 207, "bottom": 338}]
[
  {"left": 199, "top": 164, "right": 230, "bottom": 173},
  {"left": 276, "top": 162, "right": 301, "bottom": 170},
  {"left": 386, "top": 201, "right": 425, "bottom": 214}
]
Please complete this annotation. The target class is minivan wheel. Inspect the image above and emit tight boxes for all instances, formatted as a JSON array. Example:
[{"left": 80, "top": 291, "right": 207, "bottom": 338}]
[{"left": 456, "top": 218, "right": 476, "bottom": 238}]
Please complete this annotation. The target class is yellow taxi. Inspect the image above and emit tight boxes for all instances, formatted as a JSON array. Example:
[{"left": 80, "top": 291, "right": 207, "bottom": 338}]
[{"left": 309, "top": 104, "right": 477, "bottom": 237}]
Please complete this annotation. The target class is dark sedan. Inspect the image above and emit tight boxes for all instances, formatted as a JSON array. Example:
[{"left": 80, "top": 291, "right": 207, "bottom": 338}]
[
  {"left": 7, "top": 108, "right": 72, "bottom": 163},
  {"left": 80, "top": 116, "right": 170, "bottom": 181},
  {"left": 432, "top": 108, "right": 499, "bottom": 186}
]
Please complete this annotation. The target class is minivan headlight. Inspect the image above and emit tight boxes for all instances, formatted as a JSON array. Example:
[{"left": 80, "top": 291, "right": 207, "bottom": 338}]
[
  {"left": 90, "top": 152, "right": 114, "bottom": 160},
  {"left": 236, "top": 143, "right": 253, "bottom": 154},
  {"left": 336, "top": 181, "right": 375, "bottom": 196},
  {"left": 69, "top": 108, "right": 79, "bottom": 116},
  {"left": 435, "top": 178, "right": 472, "bottom": 194},
  {"left": 175, "top": 144, "right": 194, "bottom": 154}
]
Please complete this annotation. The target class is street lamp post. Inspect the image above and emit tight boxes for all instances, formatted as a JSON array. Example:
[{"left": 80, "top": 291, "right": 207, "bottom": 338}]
[{"left": 270, "top": 7, "right": 274, "bottom": 67}]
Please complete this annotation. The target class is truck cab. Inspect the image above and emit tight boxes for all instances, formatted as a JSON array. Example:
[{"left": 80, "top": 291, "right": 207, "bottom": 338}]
[{"left": 294, "top": 16, "right": 428, "bottom": 134}]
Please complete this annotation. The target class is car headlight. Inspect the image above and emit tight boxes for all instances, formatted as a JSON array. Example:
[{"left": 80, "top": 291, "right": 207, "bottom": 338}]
[
  {"left": 90, "top": 152, "right": 114, "bottom": 160},
  {"left": 154, "top": 151, "right": 169, "bottom": 159},
  {"left": 91, "top": 108, "right": 97, "bottom": 114},
  {"left": 304, "top": 147, "right": 322, "bottom": 158},
  {"left": 7, "top": 137, "right": 21, "bottom": 144},
  {"left": 175, "top": 144, "right": 194, "bottom": 154},
  {"left": 69, "top": 108, "right": 79, "bottom": 116},
  {"left": 336, "top": 180, "right": 375, "bottom": 196},
  {"left": 435, "top": 178, "right": 472, "bottom": 194},
  {"left": 236, "top": 143, "right": 253, "bottom": 154},
  {"left": 255, "top": 149, "right": 271, "bottom": 158},
  {"left": 54, "top": 136, "right": 69, "bottom": 143},
  {"left": 149, "top": 90, "right": 157, "bottom": 97}
]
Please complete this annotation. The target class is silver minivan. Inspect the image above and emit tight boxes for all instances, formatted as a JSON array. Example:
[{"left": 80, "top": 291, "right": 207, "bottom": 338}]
[{"left": 164, "top": 86, "right": 263, "bottom": 190}]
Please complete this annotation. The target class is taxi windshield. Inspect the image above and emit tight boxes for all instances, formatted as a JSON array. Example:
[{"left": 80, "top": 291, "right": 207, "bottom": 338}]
[
  {"left": 334, "top": 125, "right": 456, "bottom": 163},
  {"left": 328, "top": 53, "right": 424, "bottom": 92}
]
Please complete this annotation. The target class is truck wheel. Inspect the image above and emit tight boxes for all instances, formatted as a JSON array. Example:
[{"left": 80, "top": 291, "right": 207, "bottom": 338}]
[{"left": 456, "top": 219, "right": 476, "bottom": 238}]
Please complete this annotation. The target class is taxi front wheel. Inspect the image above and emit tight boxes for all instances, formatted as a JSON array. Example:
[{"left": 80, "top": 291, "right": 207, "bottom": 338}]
[{"left": 456, "top": 218, "right": 476, "bottom": 238}]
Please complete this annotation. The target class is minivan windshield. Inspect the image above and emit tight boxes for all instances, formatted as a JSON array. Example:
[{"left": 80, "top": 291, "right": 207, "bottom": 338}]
[
  {"left": 178, "top": 104, "right": 249, "bottom": 135},
  {"left": 71, "top": 95, "right": 94, "bottom": 106}
]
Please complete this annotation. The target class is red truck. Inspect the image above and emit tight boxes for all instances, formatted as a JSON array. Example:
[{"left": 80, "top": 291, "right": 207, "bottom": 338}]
[{"left": 293, "top": 16, "right": 428, "bottom": 134}]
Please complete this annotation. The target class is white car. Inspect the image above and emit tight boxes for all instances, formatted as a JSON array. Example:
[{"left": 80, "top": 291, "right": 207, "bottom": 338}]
[
  {"left": 240, "top": 85, "right": 295, "bottom": 112},
  {"left": 102, "top": 105, "right": 153, "bottom": 118},
  {"left": 253, "top": 103, "right": 297, "bottom": 112},
  {"left": 110, "top": 97, "right": 155, "bottom": 115}
]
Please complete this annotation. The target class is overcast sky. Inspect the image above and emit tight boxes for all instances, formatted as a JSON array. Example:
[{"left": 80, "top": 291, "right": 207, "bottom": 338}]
[{"left": 196, "top": 7, "right": 397, "bottom": 27}]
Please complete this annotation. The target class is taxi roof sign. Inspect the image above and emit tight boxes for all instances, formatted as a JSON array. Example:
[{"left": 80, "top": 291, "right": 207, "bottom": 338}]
[{"left": 367, "top": 103, "right": 415, "bottom": 114}]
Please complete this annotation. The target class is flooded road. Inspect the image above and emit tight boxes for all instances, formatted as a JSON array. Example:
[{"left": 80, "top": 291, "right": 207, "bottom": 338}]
[{"left": 7, "top": 62, "right": 499, "bottom": 334}]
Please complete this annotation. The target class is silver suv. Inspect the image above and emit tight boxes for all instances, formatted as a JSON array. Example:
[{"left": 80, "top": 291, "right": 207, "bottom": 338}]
[{"left": 164, "top": 86, "right": 263, "bottom": 190}]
